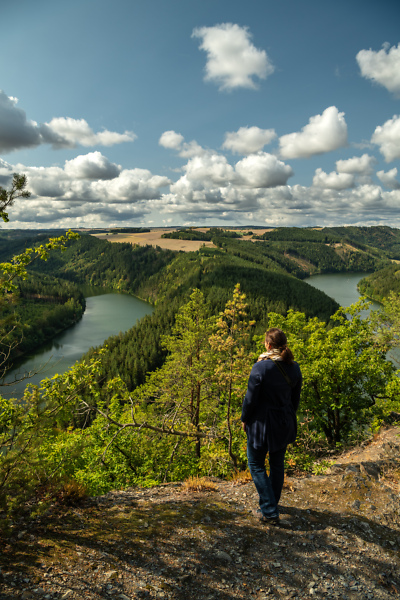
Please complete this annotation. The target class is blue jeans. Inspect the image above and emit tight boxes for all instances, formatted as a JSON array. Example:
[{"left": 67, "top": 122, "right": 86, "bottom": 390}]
[{"left": 247, "top": 441, "right": 286, "bottom": 519}]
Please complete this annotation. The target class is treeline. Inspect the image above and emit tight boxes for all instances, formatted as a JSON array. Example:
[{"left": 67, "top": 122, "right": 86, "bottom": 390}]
[
  {"left": 161, "top": 227, "right": 241, "bottom": 241},
  {"left": 1, "top": 273, "right": 85, "bottom": 366},
  {"left": 358, "top": 264, "right": 400, "bottom": 301},
  {"left": 212, "top": 237, "right": 384, "bottom": 278},
  {"left": 257, "top": 227, "right": 341, "bottom": 244},
  {"left": 320, "top": 226, "right": 400, "bottom": 260},
  {"left": 81, "top": 244, "right": 339, "bottom": 392},
  {"left": 4, "top": 221, "right": 400, "bottom": 514},
  {"left": 3, "top": 286, "right": 400, "bottom": 510},
  {"left": 257, "top": 225, "right": 400, "bottom": 260},
  {"left": 2, "top": 224, "right": 395, "bottom": 388},
  {"left": 29, "top": 234, "right": 176, "bottom": 300},
  {"left": 109, "top": 227, "right": 150, "bottom": 233},
  {"left": 250, "top": 228, "right": 386, "bottom": 276}
]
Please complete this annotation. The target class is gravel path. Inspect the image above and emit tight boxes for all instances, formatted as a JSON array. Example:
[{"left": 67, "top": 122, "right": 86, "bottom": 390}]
[{"left": 1, "top": 427, "right": 399, "bottom": 600}]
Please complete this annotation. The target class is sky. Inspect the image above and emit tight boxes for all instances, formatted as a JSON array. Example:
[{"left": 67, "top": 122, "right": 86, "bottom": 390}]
[{"left": 1, "top": 0, "right": 400, "bottom": 230}]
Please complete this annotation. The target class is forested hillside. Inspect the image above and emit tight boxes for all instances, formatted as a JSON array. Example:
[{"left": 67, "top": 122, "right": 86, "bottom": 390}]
[
  {"left": 2, "top": 223, "right": 400, "bottom": 515},
  {"left": 82, "top": 243, "right": 340, "bottom": 391},
  {"left": 257, "top": 227, "right": 386, "bottom": 275},
  {"left": 358, "top": 264, "right": 400, "bottom": 301},
  {"left": 6, "top": 273, "right": 85, "bottom": 362},
  {"left": 5, "top": 232, "right": 339, "bottom": 391},
  {"left": 1, "top": 224, "right": 394, "bottom": 378},
  {"left": 0, "top": 235, "right": 86, "bottom": 367},
  {"left": 321, "top": 225, "right": 400, "bottom": 259}
]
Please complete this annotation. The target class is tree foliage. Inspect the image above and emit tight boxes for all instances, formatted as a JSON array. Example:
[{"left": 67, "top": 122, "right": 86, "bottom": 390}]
[
  {"left": 3, "top": 198, "right": 400, "bottom": 516},
  {"left": 0, "top": 173, "right": 31, "bottom": 223},
  {"left": 266, "top": 300, "right": 396, "bottom": 445}
]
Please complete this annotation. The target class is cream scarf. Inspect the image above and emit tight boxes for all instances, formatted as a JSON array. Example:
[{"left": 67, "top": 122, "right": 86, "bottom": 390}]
[{"left": 257, "top": 348, "right": 283, "bottom": 362}]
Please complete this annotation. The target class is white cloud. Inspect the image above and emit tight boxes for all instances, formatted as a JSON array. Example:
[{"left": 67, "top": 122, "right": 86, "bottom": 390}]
[
  {"left": 222, "top": 126, "right": 277, "bottom": 154},
  {"left": 371, "top": 115, "right": 400, "bottom": 162},
  {"left": 17, "top": 161, "right": 160, "bottom": 203},
  {"left": 192, "top": 23, "right": 273, "bottom": 91},
  {"left": 312, "top": 168, "right": 355, "bottom": 190},
  {"left": 182, "top": 153, "right": 236, "bottom": 187},
  {"left": 235, "top": 153, "right": 293, "bottom": 187},
  {"left": 65, "top": 152, "right": 121, "bottom": 180},
  {"left": 159, "top": 130, "right": 205, "bottom": 159},
  {"left": 41, "top": 117, "right": 136, "bottom": 148},
  {"left": 91, "top": 169, "right": 171, "bottom": 202},
  {"left": 158, "top": 130, "right": 185, "bottom": 150},
  {"left": 7, "top": 165, "right": 400, "bottom": 229},
  {"left": 377, "top": 167, "right": 400, "bottom": 189},
  {"left": 0, "top": 91, "right": 42, "bottom": 152},
  {"left": 0, "top": 89, "right": 136, "bottom": 153},
  {"left": 279, "top": 106, "right": 348, "bottom": 159},
  {"left": 336, "top": 153, "right": 375, "bottom": 175},
  {"left": 356, "top": 43, "right": 400, "bottom": 97},
  {"left": 22, "top": 166, "right": 67, "bottom": 198}
]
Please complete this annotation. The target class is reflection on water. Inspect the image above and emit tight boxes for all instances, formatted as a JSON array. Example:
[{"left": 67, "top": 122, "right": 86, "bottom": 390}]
[
  {"left": 3, "top": 293, "right": 153, "bottom": 399},
  {"left": 304, "top": 272, "right": 380, "bottom": 312}
]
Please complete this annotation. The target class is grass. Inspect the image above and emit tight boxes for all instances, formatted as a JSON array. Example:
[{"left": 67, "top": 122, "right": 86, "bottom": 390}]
[{"left": 181, "top": 476, "right": 218, "bottom": 493}]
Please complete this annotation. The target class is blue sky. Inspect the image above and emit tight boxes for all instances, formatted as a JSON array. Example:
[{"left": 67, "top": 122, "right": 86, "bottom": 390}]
[{"left": 1, "top": 0, "right": 400, "bottom": 229}]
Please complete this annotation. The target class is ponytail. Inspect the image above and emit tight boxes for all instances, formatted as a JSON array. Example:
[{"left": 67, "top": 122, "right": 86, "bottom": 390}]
[{"left": 265, "top": 328, "right": 294, "bottom": 364}]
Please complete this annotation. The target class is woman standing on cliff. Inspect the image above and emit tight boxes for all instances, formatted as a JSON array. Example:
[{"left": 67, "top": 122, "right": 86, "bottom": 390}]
[{"left": 241, "top": 328, "right": 302, "bottom": 525}]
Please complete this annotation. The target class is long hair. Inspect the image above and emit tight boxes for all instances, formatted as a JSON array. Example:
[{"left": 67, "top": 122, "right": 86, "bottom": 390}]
[{"left": 265, "top": 328, "right": 294, "bottom": 364}]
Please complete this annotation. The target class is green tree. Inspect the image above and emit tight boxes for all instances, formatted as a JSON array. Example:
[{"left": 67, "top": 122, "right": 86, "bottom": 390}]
[
  {"left": 132, "top": 289, "right": 216, "bottom": 460},
  {"left": 0, "top": 173, "right": 31, "bottom": 223},
  {"left": 265, "top": 301, "right": 396, "bottom": 445},
  {"left": 0, "top": 353, "right": 104, "bottom": 509},
  {"left": 369, "top": 291, "right": 400, "bottom": 350},
  {"left": 209, "top": 283, "right": 254, "bottom": 467}
]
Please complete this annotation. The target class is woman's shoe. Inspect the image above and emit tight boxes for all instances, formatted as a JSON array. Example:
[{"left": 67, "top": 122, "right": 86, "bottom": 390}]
[{"left": 259, "top": 515, "right": 280, "bottom": 525}]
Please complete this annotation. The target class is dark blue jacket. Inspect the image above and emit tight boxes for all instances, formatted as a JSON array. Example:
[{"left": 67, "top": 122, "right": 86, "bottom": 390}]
[{"left": 241, "top": 359, "right": 302, "bottom": 453}]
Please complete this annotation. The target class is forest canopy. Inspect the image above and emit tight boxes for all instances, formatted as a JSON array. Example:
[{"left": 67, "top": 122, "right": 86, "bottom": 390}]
[{"left": 1, "top": 180, "right": 400, "bottom": 517}]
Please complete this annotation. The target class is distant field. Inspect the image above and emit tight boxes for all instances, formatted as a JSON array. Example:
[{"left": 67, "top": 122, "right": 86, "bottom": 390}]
[
  {"left": 91, "top": 228, "right": 272, "bottom": 252},
  {"left": 92, "top": 229, "right": 215, "bottom": 252}
]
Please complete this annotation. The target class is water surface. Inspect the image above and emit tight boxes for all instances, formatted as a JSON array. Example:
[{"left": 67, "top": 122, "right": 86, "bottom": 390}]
[
  {"left": 304, "top": 272, "right": 380, "bottom": 311},
  {"left": 3, "top": 292, "right": 153, "bottom": 398},
  {"left": 305, "top": 272, "right": 399, "bottom": 368}
]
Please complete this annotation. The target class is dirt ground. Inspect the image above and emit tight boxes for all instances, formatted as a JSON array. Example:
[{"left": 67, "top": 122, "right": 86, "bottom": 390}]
[{"left": 1, "top": 426, "right": 400, "bottom": 600}]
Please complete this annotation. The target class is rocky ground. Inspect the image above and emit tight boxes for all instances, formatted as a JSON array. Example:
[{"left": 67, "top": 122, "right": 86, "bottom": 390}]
[{"left": 1, "top": 426, "right": 399, "bottom": 600}]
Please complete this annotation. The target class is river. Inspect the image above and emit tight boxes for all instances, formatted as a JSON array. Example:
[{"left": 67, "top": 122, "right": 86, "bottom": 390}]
[
  {"left": 2, "top": 271, "right": 396, "bottom": 400},
  {"left": 303, "top": 271, "right": 380, "bottom": 312},
  {"left": 305, "top": 272, "right": 400, "bottom": 368},
  {"left": 3, "top": 292, "right": 153, "bottom": 399}
]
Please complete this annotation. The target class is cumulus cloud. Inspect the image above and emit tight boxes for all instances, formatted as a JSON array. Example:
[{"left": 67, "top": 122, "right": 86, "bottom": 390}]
[
  {"left": 91, "top": 169, "right": 171, "bottom": 202},
  {"left": 222, "top": 126, "right": 277, "bottom": 154},
  {"left": 159, "top": 130, "right": 185, "bottom": 150},
  {"left": 371, "top": 115, "right": 400, "bottom": 162},
  {"left": 159, "top": 130, "right": 206, "bottom": 159},
  {"left": 0, "top": 90, "right": 136, "bottom": 153},
  {"left": 41, "top": 117, "right": 136, "bottom": 149},
  {"left": 279, "top": 106, "right": 348, "bottom": 159},
  {"left": 235, "top": 153, "right": 293, "bottom": 187},
  {"left": 64, "top": 152, "right": 121, "bottom": 180},
  {"left": 356, "top": 43, "right": 400, "bottom": 97},
  {"left": 0, "top": 91, "right": 42, "bottom": 152},
  {"left": 192, "top": 23, "right": 273, "bottom": 91},
  {"left": 336, "top": 153, "right": 375, "bottom": 175},
  {"left": 312, "top": 168, "right": 355, "bottom": 190},
  {"left": 377, "top": 167, "right": 400, "bottom": 189},
  {"left": 4, "top": 153, "right": 171, "bottom": 231},
  {"left": 182, "top": 153, "right": 236, "bottom": 187},
  {"left": 14, "top": 159, "right": 146, "bottom": 201}
]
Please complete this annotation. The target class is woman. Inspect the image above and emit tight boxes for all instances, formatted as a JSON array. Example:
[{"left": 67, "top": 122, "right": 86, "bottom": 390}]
[{"left": 241, "top": 327, "right": 302, "bottom": 525}]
